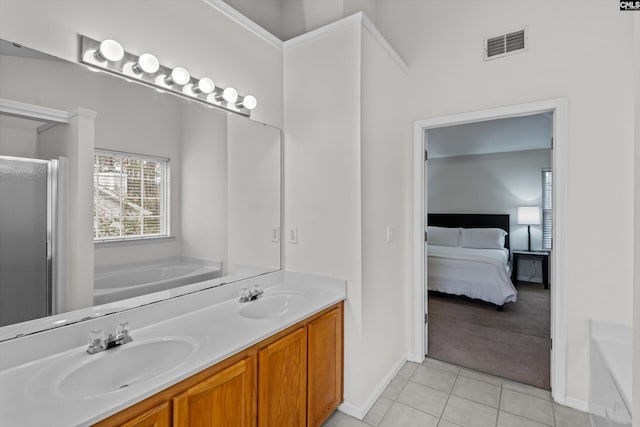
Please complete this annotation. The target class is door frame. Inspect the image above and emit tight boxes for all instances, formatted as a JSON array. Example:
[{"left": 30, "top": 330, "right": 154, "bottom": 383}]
[{"left": 411, "top": 98, "right": 569, "bottom": 404}]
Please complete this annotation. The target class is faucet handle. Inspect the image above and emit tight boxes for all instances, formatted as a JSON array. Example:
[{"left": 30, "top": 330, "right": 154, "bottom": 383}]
[
  {"left": 116, "top": 322, "right": 129, "bottom": 335},
  {"left": 88, "top": 329, "right": 106, "bottom": 353}
]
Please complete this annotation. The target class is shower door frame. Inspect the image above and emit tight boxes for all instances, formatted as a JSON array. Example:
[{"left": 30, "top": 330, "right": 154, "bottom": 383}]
[
  {"left": 0, "top": 155, "right": 57, "bottom": 317},
  {"left": 0, "top": 98, "right": 71, "bottom": 319}
]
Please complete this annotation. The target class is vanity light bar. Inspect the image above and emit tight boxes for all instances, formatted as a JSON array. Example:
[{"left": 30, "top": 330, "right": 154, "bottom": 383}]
[{"left": 79, "top": 36, "right": 258, "bottom": 116}]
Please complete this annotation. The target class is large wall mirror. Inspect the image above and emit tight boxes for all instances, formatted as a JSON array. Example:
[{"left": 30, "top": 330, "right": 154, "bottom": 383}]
[{"left": 0, "top": 39, "right": 282, "bottom": 339}]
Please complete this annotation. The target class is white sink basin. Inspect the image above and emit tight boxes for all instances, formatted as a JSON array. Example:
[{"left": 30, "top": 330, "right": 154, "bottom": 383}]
[
  {"left": 27, "top": 336, "right": 198, "bottom": 401},
  {"left": 239, "top": 293, "right": 306, "bottom": 319}
]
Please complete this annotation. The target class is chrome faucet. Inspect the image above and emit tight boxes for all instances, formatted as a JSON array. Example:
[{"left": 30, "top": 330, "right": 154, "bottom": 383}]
[
  {"left": 239, "top": 285, "right": 264, "bottom": 303},
  {"left": 87, "top": 322, "right": 133, "bottom": 354}
]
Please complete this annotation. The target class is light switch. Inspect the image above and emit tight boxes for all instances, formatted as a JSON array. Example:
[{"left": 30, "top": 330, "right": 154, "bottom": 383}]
[
  {"left": 271, "top": 226, "right": 280, "bottom": 243},
  {"left": 386, "top": 226, "right": 395, "bottom": 243},
  {"left": 288, "top": 227, "right": 298, "bottom": 244}
]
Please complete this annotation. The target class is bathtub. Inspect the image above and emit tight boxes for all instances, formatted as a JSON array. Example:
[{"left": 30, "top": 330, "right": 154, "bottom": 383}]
[
  {"left": 590, "top": 320, "right": 632, "bottom": 427},
  {"left": 94, "top": 258, "right": 222, "bottom": 305}
]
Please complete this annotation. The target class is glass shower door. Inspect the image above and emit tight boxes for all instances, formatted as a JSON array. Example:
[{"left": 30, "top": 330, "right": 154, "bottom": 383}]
[{"left": 0, "top": 156, "right": 52, "bottom": 327}]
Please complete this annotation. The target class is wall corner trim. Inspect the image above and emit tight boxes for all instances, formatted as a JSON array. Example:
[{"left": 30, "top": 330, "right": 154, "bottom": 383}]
[
  {"left": 338, "top": 352, "right": 409, "bottom": 420},
  {"left": 201, "top": 0, "right": 283, "bottom": 49}
]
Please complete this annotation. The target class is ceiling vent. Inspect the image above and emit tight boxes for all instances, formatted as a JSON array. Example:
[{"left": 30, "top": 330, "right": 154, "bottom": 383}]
[{"left": 484, "top": 28, "right": 527, "bottom": 60}]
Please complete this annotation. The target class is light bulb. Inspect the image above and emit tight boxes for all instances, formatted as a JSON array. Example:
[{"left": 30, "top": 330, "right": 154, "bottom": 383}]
[
  {"left": 222, "top": 87, "right": 238, "bottom": 103},
  {"left": 193, "top": 77, "right": 215, "bottom": 94},
  {"left": 133, "top": 53, "right": 159, "bottom": 74},
  {"left": 165, "top": 67, "right": 190, "bottom": 86},
  {"left": 95, "top": 39, "right": 124, "bottom": 62},
  {"left": 241, "top": 95, "right": 257, "bottom": 110}
]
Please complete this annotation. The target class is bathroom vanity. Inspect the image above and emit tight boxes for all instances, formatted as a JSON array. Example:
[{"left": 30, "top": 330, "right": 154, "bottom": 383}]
[
  {"left": 0, "top": 271, "right": 345, "bottom": 427},
  {"left": 94, "top": 303, "right": 343, "bottom": 427}
]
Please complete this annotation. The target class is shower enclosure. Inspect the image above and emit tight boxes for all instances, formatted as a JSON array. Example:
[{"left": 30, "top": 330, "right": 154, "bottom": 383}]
[{"left": 0, "top": 155, "right": 58, "bottom": 327}]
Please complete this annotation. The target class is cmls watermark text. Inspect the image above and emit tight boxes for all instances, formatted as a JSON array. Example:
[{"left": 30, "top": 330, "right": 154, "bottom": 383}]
[{"left": 620, "top": 1, "right": 640, "bottom": 10}]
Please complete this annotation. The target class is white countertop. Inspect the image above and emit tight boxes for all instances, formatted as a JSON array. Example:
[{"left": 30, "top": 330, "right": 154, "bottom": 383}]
[{"left": 0, "top": 271, "right": 345, "bottom": 427}]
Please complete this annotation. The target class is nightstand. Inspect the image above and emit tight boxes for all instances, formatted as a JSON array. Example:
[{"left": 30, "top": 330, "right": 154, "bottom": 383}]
[{"left": 512, "top": 250, "right": 550, "bottom": 289}]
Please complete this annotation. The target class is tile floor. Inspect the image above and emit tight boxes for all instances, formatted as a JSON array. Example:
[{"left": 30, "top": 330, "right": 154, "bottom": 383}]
[{"left": 323, "top": 358, "right": 591, "bottom": 427}]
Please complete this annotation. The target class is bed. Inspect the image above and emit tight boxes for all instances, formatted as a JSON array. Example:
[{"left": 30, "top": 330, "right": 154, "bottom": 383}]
[{"left": 427, "top": 213, "right": 517, "bottom": 309}]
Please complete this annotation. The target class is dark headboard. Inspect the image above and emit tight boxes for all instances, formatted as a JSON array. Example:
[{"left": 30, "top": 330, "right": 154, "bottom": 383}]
[{"left": 427, "top": 213, "right": 510, "bottom": 251}]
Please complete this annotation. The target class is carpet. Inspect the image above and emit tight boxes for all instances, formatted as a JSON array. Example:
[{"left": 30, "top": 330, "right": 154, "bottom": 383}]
[{"left": 427, "top": 282, "right": 551, "bottom": 390}]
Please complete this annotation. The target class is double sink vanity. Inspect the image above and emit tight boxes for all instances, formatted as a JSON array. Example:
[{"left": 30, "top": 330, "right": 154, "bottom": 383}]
[
  {"left": 0, "top": 32, "right": 345, "bottom": 427},
  {"left": 0, "top": 271, "right": 345, "bottom": 426}
]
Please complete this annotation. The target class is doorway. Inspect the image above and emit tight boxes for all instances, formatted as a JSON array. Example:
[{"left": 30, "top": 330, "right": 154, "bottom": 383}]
[
  {"left": 411, "top": 99, "right": 569, "bottom": 402},
  {"left": 424, "top": 115, "right": 552, "bottom": 389}
]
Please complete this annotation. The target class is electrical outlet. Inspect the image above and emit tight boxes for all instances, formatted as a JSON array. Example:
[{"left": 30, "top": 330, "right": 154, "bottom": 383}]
[
  {"left": 288, "top": 227, "right": 298, "bottom": 244},
  {"left": 271, "top": 226, "right": 280, "bottom": 243}
]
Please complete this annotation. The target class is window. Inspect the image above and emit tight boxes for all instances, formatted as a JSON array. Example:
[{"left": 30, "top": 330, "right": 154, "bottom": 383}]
[
  {"left": 542, "top": 168, "right": 552, "bottom": 250},
  {"left": 94, "top": 150, "right": 169, "bottom": 241}
]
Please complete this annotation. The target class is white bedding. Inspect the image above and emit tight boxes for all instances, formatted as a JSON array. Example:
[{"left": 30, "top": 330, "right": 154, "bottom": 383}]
[{"left": 427, "top": 244, "right": 517, "bottom": 306}]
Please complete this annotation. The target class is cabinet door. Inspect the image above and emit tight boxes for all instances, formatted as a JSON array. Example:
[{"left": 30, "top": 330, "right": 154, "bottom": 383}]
[
  {"left": 121, "top": 402, "right": 170, "bottom": 427},
  {"left": 307, "top": 307, "right": 343, "bottom": 427},
  {"left": 258, "top": 327, "right": 307, "bottom": 427},
  {"left": 173, "top": 357, "right": 255, "bottom": 427}
]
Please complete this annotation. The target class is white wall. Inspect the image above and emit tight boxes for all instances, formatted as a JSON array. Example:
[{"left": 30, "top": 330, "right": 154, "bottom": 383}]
[
  {"left": 0, "top": 116, "right": 38, "bottom": 158},
  {"left": 180, "top": 103, "right": 228, "bottom": 266},
  {"left": 0, "top": 0, "right": 283, "bottom": 128},
  {"left": 360, "top": 25, "right": 411, "bottom": 403},
  {"left": 285, "top": 18, "right": 410, "bottom": 414},
  {"left": 284, "top": 23, "right": 366, "bottom": 406},
  {"left": 428, "top": 149, "right": 552, "bottom": 282},
  {"left": 227, "top": 115, "right": 281, "bottom": 273},
  {"left": 376, "top": 0, "right": 634, "bottom": 404}
]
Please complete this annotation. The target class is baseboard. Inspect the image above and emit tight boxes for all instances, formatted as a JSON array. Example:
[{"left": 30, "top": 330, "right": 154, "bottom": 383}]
[
  {"left": 561, "top": 396, "right": 590, "bottom": 413},
  {"left": 338, "top": 352, "right": 409, "bottom": 419}
]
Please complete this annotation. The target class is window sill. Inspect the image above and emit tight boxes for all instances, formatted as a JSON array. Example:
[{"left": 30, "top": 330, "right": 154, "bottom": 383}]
[{"left": 94, "top": 236, "right": 176, "bottom": 248}]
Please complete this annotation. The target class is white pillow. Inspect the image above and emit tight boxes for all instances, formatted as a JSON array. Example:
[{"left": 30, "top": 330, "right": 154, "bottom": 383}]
[
  {"left": 461, "top": 228, "right": 507, "bottom": 249},
  {"left": 427, "top": 226, "right": 461, "bottom": 247}
]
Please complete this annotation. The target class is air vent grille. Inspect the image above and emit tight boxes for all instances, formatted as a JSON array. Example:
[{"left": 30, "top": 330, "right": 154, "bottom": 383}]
[{"left": 484, "top": 28, "right": 527, "bottom": 60}]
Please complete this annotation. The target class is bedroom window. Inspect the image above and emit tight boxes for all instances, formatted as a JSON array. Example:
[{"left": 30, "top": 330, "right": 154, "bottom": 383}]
[
  {"left": 542, "top": 168, "right": 552, "bottom": 250},
  {"left": 93, "top": 149, "right": 170, "bottom": 242}
]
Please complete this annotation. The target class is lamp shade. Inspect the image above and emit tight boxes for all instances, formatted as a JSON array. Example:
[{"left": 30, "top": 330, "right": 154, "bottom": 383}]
[{"left": 517, "top": 206, "right": 541, "bottom": 225}]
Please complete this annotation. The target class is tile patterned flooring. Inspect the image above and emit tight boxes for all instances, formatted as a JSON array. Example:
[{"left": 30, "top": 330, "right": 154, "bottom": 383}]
[{"left": 323, "top": 358, "right": 591, "bottom": 427}]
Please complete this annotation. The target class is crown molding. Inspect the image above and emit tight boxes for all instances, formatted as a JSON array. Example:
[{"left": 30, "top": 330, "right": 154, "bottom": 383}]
[
  {"left": 283, "top": 12, "right": 362, "bottom": 50},
  {"left": 283, "top": 12, "right": 409, "bottom": 74},
  {"left": 202, "top": 0, "right": 284, "bottom": 49},
  {"left": 360, "top": 13, "right": 409, "bottom": 74},
  {"left": 0, "top": 98, "right": 70, "bottom": 124}
]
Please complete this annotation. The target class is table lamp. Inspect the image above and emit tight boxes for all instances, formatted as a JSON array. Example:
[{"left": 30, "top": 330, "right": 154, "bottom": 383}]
[{"left": 518, "top": 206, "right": 541, "bottom": 252}]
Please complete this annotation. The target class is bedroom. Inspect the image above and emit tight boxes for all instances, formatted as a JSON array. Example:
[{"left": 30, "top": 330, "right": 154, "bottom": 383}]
[{"left": 425, "top": 113, "right": 552, "bottom": 389}]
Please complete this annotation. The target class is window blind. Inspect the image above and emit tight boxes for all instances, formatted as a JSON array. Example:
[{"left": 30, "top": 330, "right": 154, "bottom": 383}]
[
  {"left": 94, "top": 149, "right": 169, "bottom": 241},
  {"left": 542, "top": 168, "right": 552, "bottom": 250}
]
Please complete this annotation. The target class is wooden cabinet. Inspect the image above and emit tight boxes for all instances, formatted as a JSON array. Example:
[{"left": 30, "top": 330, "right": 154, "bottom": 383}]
[
  {"left": 307, "top": 307, "right": 343, "bottom": 427},
  {"left": 93, "top": 302, "right": 343, "bottom": 427},
  {"left": 173, "top": 357, "right": 255, "bottom": 427},
  {"left": 120, "top": 402, "right": 170, "bottom": 427},
  {"left": 258, "top": 327, "right": 307, "bottom": 427}
]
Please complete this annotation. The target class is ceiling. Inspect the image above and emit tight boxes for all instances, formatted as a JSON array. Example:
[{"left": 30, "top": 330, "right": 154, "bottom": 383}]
[{"left": 427, "top": 113, "right": 552, "bottom": 159}]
